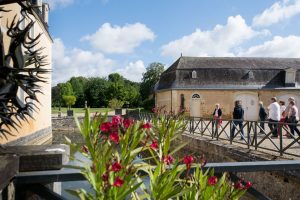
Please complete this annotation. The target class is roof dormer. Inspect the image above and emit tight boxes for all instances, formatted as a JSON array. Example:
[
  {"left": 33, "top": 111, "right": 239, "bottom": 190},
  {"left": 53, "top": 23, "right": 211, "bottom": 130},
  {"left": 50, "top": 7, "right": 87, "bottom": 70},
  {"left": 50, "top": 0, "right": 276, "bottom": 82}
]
[{"left": 285, "top": 68, "right": 297, "bottom": 87}]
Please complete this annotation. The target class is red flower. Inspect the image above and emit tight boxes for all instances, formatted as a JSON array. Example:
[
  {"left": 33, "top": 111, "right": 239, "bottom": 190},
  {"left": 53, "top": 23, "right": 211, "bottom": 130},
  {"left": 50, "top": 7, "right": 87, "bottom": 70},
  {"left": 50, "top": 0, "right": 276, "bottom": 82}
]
[
  {"left": 102, "top": 172, "right": 109, "bottom": 181},
  {"left": 112, "top": 115, "right": 122, "bottom": 127},
  {"left": 109, "top": 132, "right": 120, "bottom": 144},
  {"left": 245, "top": 181, "right": 252, "bottom": 189},
  {"left": 183, "top": 155, "right": 194, "bottom": 168},
  {"left": 123, "top": 118, "right": 133, "bottom": 129},
  {"left": 142, "top": 122, "right": 151, "bottom": 129},
  {"left": 150, "top": 140, "right": 158, "bottom": 150},
  {"left": 100, "top": 122, "right": 112, "bottom": 132},
  {"left": 81, "top": 145, "right": 89, "bottom": 154},
  {"left": 163, "top": 155, "right": 174, "bottom": 165},
  {"left": 113, "top": 176, "right": 124, "bottom": 188},
  {"left": 234, "top": 180, "right": 245, "bottom": 190},
  {"left": 111, "top": 162, "right": 122, "bottom": 172},
  {"left": 208, "top": 176, "right": 218, "bottom": 186}
]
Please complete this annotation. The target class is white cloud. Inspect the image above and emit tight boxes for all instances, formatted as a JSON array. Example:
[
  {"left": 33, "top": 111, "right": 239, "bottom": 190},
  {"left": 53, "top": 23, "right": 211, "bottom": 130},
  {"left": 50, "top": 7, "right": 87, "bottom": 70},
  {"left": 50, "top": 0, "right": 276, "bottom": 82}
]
[
  {"left": 238, "top": 35, "right": 300, "bottom": 57},
  {"left": 82, "top": 23, "right": 155, "bottom": 54},
  {"left": 52, "top": 38, "right": 115, "bottom": 85},
  {"left": 44, "top": 0, "right": 74, "bottom": 9},
  {"left": 253, "top": 0, "right": 300, "bottom": 27},
  {"left": 161, "top": 15, "right": 269, "bottom": 58},
  {"left": 115, "top": 60, "right": 146, "bottom": 82},
  {"left": 52, "top": 38, "right": 147, "bottom": 85}
]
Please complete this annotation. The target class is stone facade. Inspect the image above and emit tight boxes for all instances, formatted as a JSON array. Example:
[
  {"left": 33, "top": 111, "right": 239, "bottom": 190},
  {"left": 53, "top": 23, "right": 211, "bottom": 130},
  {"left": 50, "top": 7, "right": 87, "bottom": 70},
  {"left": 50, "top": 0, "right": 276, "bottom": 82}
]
[
  {"left": 155, "top": 57, "right": 300, "bottom": 120},
  {"left": 156, "top": 89, "right": 300, "bottom": 120}
]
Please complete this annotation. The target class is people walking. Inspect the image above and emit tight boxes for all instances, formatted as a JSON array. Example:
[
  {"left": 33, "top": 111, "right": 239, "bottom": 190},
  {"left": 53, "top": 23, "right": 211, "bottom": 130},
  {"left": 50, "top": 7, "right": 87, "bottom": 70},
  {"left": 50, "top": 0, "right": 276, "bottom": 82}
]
[
  {"left": 212, "top": 103, "right": 222, "bottom": 135},
  {"left": 231, "top": 100, "right": 245, "bottom": 140},
  {"left": 279, "top": 100, "right": 288, "bottom": 137},
  {"left": 287, "top": 101, "right": 300, "bottom": 136},
  {"left": 258, "top": 101, "right": 267, "bottom": 133},
  {"left": 267, "top": 97, "right": 281, "bottom": 138}
]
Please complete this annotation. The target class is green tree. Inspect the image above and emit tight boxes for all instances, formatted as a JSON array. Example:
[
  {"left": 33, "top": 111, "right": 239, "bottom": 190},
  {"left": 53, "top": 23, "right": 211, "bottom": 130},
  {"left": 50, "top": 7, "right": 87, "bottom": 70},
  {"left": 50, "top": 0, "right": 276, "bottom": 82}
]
[
  {"left": 140, "top": 62, "right": 164, "bottom": 100},
  {"left": 63, "top": 95, "right": 76, "bottom": 110},
  {"left": 84, "top": 77, "right": 109, "bottom": 107},
  {"left": 140, "top": 63, "right": 164, "bottom": 107},
  {"left": 68, "top": 76, "right": 88, "bottom": 107},
  {"left": 52, "top": 82, "right": 74, "bottom": 107},
  {"left": 51, "top": 85, "right": 61, "bottom": 107}
]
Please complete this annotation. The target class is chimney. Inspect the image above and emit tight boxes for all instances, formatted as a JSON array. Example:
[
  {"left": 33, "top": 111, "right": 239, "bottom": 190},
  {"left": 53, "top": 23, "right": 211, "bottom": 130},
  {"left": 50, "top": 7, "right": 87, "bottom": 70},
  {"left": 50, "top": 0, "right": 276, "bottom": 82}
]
[
  {"left": 285, "top": 68, "right": 297, "bottom": 87},
  {"left": 42, "top": 3, "right": 49, "bottom": 24}
]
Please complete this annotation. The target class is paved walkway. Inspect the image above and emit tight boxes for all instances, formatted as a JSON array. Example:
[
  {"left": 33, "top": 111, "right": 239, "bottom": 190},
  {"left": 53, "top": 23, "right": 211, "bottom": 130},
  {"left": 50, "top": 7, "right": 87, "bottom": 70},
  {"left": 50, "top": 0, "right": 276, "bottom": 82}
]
[{"left": 188, "top": 120, "right": 300, "bottom": 159}]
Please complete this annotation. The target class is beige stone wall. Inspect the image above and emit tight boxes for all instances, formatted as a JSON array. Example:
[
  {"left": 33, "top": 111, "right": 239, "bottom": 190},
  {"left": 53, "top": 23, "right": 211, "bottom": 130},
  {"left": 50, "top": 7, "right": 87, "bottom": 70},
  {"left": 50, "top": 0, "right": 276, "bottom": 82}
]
[
  {"left": 0, "top": 3, "right": 52, "bottom": 144},
  {"left": 156, "top": 89, "right": 300, "bottom": 119}
]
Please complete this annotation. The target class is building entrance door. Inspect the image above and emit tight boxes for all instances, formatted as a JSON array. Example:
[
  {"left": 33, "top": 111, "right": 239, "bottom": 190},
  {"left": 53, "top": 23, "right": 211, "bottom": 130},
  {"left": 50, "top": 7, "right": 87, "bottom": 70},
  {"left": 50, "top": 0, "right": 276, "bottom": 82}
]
[
  {"left": 190, "top": 94, "right": 201, "bottom": 117},
  {"left": 235, "top": 93, "right": 258, "bottom": 121}
]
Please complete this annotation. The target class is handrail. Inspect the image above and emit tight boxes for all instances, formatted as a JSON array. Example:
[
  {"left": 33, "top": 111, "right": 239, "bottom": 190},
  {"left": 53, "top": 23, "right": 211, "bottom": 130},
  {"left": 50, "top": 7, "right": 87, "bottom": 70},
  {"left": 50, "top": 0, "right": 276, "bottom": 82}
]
[
  {"left": 14, "top": 160, "right": 300, "bottom": 184},
  {"left": 127, "top": 112, "right": 300, "bottom": 157}
]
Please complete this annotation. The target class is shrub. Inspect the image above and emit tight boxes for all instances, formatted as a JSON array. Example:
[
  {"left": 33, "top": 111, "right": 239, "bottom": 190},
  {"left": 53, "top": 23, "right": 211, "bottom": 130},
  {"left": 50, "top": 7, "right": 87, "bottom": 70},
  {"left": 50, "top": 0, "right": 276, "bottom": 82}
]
[
  {"left": 65, "top": 109, "right": 250, "bottom": 200},
  {"left": 62, "top": 95, "right": 76, "bottom": 110},
  {"left": 108, "top": 98, "right": 124, "bottom": 109}
]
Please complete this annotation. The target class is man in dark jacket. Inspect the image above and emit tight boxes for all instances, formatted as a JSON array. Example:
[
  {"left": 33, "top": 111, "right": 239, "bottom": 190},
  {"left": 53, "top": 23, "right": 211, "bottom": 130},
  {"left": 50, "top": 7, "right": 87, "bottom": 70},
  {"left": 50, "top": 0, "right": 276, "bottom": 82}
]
[
  {"left": 259, "top": 101, "right": 268, "bottom": 133},
  {"left": 231, "top": 100, "right": 245, "bottom": 140}
]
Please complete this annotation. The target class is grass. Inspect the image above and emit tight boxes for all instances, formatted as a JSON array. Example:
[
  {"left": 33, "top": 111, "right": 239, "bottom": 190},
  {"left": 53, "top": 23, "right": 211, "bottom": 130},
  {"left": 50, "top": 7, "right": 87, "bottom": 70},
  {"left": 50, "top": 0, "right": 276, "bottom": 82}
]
[{"left": 52, "top": 107, "right": 112, "bottom": 114}]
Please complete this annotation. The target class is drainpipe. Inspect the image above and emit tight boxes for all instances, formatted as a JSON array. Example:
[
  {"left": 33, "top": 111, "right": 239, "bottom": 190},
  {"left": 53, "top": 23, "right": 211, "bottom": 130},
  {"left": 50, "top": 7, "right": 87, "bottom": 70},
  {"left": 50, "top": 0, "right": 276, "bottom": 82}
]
[{"left": 171, "top": 90, "right": 173, "bottom": 113}]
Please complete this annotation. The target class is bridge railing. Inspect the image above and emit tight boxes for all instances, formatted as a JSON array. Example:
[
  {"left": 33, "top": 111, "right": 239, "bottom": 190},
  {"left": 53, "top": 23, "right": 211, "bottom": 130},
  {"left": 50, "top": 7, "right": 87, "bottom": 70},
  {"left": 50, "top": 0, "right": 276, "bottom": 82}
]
[
  {"left": 13, "top": 159, "right": 300, "bottom": 200},
  {"left": 126, "top": 111, "right": 300, "bottom": 157},
  {"left": 188, "top": 117, "right": 300, "bottom": 157}
]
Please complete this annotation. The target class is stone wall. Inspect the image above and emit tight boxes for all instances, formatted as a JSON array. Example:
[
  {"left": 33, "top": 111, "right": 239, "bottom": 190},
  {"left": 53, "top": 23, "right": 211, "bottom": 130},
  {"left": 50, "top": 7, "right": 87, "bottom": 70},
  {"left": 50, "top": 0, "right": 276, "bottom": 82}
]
[
  {"left": 174, "top": 134, "right": 300, "bottom": 200},
  {"left": 156, "top": 89, "right": 300, "bottom": 120}
]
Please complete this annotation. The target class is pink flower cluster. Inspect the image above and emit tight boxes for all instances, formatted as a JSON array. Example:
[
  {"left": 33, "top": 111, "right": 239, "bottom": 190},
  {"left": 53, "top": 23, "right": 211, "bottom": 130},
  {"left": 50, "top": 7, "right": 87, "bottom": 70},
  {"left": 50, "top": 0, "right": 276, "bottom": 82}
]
[
  {"left": 100, "top": 160, "right": 125, "bottom": 188},
  {"left": 99, "top": 115, "right": 134, "bottom": 144},
  {"left": 183, "top": 155, "right": 194, "bottom": 169},
  {"left": 234, "top": 180, "right": 252, "bottom": 190}
]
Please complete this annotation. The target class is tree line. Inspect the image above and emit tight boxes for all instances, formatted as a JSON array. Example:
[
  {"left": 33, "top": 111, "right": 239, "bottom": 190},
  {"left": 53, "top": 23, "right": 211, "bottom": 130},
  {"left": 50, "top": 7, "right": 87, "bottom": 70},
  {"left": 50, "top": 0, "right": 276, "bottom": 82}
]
[{"left": 52, "top": 62, "right": 165, "bottom": 110}]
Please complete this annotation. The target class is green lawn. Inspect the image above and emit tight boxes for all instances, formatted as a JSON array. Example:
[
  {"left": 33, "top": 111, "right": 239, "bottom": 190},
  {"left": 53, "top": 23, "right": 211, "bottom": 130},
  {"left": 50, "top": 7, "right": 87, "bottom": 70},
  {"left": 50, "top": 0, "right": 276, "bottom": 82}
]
[{"left": 52, "top": 107, "right": 112, "bottom": 114}]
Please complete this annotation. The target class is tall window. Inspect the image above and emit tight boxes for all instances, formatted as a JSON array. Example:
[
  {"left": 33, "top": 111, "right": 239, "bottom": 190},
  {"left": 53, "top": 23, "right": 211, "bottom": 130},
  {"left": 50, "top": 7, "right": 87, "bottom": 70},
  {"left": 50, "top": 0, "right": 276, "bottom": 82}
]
[
  {"left": 180, "top": 94, "right": 185, "bottom": 109},
  {"left": 192, "top": 70, "right": 197, "bottom": 79}
]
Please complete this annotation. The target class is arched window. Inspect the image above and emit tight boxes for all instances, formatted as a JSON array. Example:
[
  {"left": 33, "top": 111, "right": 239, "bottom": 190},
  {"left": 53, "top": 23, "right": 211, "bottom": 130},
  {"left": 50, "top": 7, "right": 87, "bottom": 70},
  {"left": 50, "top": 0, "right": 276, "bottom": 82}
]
[
  {"left": 192, "top": 94, "right": 200, "bottom": 99},
  {"left": 192, "top": 70, "right": 197, "bottom": 79}
]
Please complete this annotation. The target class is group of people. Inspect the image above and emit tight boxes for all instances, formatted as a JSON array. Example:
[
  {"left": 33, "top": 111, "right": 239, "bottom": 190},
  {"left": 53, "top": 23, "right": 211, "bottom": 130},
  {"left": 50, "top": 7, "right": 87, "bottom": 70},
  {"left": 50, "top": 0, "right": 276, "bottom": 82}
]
[
  {"left": 259, "top": 97, "right": 300, "bottom": 138},
  {"left": 212, "top": 97, "right": 300, "bottom": 140}
]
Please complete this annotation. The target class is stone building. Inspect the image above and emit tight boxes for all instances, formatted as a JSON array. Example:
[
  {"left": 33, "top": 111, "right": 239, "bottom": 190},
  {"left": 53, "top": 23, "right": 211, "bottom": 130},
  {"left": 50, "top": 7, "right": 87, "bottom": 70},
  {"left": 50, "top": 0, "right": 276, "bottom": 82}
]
[
  {"left": 0, "top": 1, "right": 52, "bottom": 145},
  {"left": 155, "top": 56, "right": 300, "bottom": 120}
]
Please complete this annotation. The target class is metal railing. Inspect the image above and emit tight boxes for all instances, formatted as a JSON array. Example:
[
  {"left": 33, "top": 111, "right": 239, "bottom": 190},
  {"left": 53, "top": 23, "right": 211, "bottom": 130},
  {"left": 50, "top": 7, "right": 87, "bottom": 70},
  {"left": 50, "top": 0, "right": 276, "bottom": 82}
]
[
  {"left": 13, "top": 160, "right": 300, "bottom": 200},
  {"left": 127, "top": 111, "right": 300, "bottom": 157}
]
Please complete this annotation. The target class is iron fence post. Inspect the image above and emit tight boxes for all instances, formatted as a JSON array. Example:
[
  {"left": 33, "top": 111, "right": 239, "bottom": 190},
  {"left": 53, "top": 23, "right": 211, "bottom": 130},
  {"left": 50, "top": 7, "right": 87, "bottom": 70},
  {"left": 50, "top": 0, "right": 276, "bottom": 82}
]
[
  {"left": 279, "top": 123, "right": 283, "bottom": 156},
  {"left": 255, "top": 122, "right": 258, "bottom": 150},
  {"left": 230, "top": 120, "right": 233, "bottom": 144},
  {"left": 247, "top": 121, "right": 250, "bottom": 149}
]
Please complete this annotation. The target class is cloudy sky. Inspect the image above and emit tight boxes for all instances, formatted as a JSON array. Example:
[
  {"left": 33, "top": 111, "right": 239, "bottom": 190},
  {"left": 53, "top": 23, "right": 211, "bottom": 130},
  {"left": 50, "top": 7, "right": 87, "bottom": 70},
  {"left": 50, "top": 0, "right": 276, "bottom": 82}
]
[{"left": 47, "top": 0, "right": 300, "bottom": 85}]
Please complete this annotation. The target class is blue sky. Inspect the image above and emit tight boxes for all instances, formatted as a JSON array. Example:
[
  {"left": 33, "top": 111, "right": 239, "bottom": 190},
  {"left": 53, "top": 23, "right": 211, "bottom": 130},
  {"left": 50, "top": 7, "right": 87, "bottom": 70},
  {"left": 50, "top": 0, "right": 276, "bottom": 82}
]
[{"left": 47, "top": 0, "right": 300, "bottom": 85}]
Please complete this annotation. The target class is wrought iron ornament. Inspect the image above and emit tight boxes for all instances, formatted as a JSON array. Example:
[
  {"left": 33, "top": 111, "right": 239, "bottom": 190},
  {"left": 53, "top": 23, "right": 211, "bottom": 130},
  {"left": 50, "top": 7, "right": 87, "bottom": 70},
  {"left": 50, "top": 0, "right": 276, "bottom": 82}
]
[{"left": 0, "top": 2, "right": 49, "bottom": 139}]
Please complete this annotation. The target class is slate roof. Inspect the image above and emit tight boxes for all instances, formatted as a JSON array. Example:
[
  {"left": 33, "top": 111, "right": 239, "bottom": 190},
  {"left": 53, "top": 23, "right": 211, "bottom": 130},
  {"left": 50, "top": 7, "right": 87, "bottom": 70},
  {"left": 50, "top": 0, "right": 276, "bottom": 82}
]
[{"left": 156, "top": 56, "right": 300, "bottom": 91}]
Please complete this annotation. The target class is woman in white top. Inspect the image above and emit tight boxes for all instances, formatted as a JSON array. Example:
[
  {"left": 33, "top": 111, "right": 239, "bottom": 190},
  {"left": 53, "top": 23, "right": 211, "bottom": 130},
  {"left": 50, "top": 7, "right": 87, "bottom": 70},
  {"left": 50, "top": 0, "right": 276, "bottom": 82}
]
[{"left": 288, "top": 101, "right": 300, "bottom": 136}]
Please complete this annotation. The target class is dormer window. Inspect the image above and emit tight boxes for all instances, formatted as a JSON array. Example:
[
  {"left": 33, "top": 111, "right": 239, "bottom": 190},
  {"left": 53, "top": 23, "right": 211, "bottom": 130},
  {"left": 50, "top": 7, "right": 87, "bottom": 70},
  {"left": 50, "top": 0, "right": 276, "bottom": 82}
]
[
  {"left": 248, "top": 71, "right": 254, "bottom": 79},
  {"left": 285, "top": 68, "right": 297, "bottom": 87},
  {"left": 192, "top": 70, "right": 197, "bottom": 79}
]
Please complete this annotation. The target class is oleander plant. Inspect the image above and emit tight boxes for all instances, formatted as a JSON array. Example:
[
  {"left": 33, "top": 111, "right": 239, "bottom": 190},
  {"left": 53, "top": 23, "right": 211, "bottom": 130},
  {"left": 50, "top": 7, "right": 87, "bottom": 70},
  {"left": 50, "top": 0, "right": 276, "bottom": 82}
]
[{"left": 65, "top": 108, "right": 251, "bottom": 200}]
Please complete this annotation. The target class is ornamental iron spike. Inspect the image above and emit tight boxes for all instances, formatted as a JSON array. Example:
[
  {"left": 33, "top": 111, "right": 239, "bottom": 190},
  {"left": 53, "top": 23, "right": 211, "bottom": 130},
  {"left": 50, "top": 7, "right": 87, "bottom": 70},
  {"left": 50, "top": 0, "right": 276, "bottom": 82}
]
[{"left": 0, "top": 2, "right": 49, "bottom": 138}]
